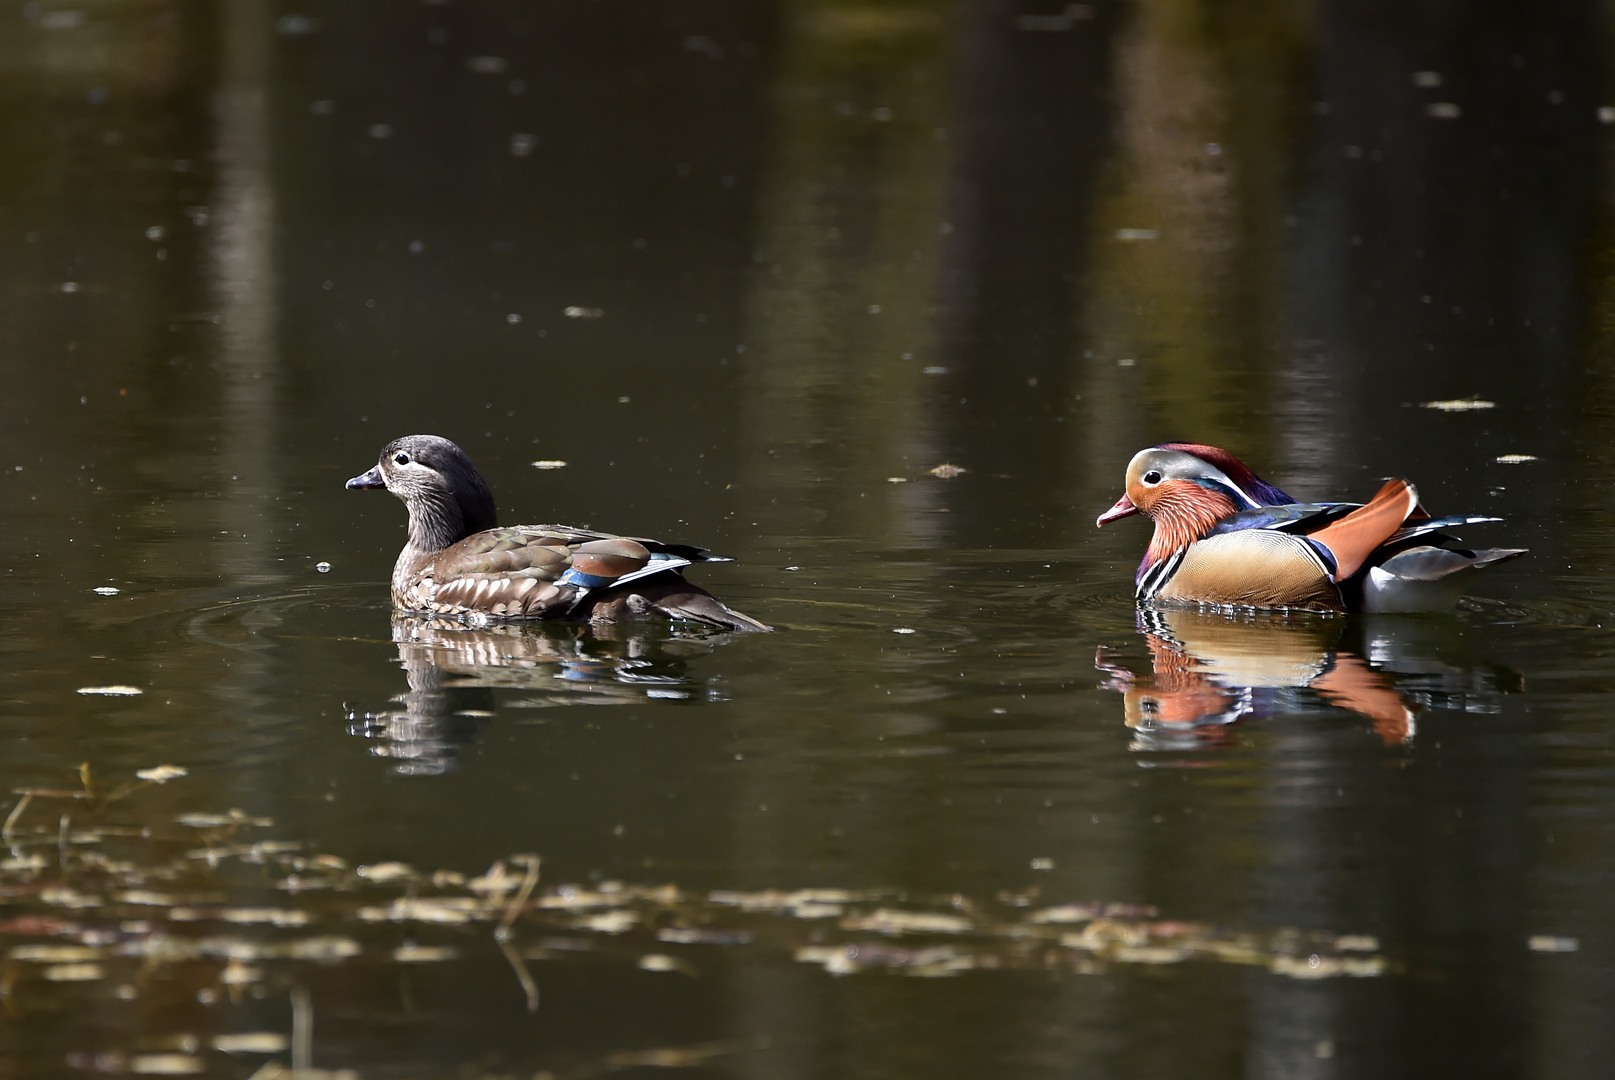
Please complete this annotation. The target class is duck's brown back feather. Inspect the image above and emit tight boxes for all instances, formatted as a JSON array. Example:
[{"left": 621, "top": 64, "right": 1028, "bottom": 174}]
[{"left": 393, "top": 524, "right": 769, "bottom": 631}]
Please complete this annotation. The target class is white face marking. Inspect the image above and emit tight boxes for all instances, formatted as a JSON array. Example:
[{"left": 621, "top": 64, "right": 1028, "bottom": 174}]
[
  {"left": 1184, "top": 460, "right": 1260, "bottom": 509},
  {"left": 1132, "top": 450, "right": 1262, "bottom": 510}
]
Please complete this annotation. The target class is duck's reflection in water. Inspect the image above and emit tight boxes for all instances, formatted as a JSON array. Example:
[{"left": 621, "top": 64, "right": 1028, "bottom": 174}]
[
  {"left": 348, "top": 616, "right": 733, "bottom": 775},
  {"left": 1097, "top": 607, "right": 1522, "bottom": 751}
]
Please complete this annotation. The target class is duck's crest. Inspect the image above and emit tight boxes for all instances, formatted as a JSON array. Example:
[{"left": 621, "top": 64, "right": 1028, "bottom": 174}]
[{"left": 1156, "top": 442, "right": 1294, "bottom": 506}]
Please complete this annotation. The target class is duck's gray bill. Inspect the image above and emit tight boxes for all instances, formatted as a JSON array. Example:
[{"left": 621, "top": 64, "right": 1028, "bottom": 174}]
[{"left": 346, "top": 466, "right": 385, "bottom": 490}]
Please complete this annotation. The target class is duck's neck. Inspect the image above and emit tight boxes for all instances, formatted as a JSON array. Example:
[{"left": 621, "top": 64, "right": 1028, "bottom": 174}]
[
  {"left": 405, "top": 492, "right": 471, "bottom": 555},
  {"left": 1142, "top": 486, "right": 1237, "bottom": 571}
]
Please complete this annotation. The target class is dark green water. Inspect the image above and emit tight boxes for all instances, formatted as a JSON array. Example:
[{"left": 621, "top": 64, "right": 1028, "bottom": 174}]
[{"left": 1, "top": 1, "right": 1612, "bottom": 1077}]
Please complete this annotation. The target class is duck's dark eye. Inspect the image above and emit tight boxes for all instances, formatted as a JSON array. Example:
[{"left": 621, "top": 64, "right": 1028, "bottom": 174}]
[
  {"left": 1142, "top": 469, "right": 1163, "bottom": 485},
  {"left": 394, "top": 452, "right": 411, "bottom": 466}
]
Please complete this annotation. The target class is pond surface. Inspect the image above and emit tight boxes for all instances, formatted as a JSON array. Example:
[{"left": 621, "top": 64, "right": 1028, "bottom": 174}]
[{"left": 2, "top": 1, "right": 1613, "bottom": 1077}]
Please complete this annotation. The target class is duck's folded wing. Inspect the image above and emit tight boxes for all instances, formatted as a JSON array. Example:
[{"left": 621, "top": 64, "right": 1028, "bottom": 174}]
[
  {"left": 526, "top": 524, "right": 729, "bottom": 562},
  {"left": 427, "top": 570, "right": 576, "bottom": 618},
  {"left": 418, "top": 527, "right": 763, "bottom": 626},
  {"left": 424, "top": 532, "right": 576, "bottom": 616},
  {"left": 442, "top": 528, "right": 572, "bottom": 572},
  {"left": 1206, "top": 502, "right": 1358, "bottom": 536}
]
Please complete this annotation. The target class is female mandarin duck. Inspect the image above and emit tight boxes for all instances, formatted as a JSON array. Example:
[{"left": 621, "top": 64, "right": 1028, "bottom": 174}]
[
  {"left": 1096, "top": 442, "right": 1524, "bottom": 612},
  {"left": 347, "top": 435, "right": 770, "bottom": 631}
]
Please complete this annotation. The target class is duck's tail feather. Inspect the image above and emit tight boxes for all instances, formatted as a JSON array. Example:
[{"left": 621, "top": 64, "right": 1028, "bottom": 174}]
[
  {"left": 1359, "top": 544, "right": 1527, "bottom": 612},
  {"left": 655, "top": 591, "right": 773, "bottom": 632},
  {"left": 1386, "top": 514, "right": 1503, "bottom": 545},
  {"left": 589, "top": 575, "right": 772, "bottom": 632}
]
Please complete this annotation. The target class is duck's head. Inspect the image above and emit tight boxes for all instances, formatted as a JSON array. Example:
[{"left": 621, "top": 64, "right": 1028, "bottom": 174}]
[
  {"left": 1097, "top": 443, "right": 1294, "bottom": 566},
  {"left": 1097, "top": 443, "right": 1292, "bottom": 526},
  {"left": 347, "top": 434, "right": 498, "bottom": 551}
]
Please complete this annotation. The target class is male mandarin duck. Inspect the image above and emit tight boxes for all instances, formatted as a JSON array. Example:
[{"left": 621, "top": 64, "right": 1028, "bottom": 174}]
[
  {"left": 1096, "top": 442, "right": 1524, "bottom": 612},
  {"left": 347, "top": 435, "right": 770, "bottom": 631}
]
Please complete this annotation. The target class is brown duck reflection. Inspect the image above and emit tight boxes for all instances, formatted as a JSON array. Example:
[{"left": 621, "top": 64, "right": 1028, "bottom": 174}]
[
  {"left": 1096, "top": 608, "right": 1523, "bottom": 750},
  {"left": 348, "top": 616, "right": 732, "bottom": 775}
]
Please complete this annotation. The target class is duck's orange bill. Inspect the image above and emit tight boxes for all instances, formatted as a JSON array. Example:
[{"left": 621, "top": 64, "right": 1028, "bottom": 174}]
[{"left": 1097, "top": 494, "right": 1139, "bottom": 527}]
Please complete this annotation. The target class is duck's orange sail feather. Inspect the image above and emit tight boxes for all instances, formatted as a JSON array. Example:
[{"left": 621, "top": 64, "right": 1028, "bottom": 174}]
[{"left": 1307, "top": 478, "right": 1418, "bottom": 581}]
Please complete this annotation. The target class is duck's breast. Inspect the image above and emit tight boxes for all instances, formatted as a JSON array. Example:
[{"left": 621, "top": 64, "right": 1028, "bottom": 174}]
[{"left": 1155, "top": 530, "right": 1342, "bottom": 610}]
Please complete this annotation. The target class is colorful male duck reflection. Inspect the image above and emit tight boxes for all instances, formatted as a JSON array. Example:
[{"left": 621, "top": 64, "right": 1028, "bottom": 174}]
[
  {"left": 1097, "top": 443, "right": 1524, "bottom": 611},
  {"left": 1096, "top": 609, "right": 1418, "bottom": 748}
]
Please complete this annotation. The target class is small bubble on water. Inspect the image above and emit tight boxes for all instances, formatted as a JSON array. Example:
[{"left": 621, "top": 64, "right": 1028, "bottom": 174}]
[
  {"left": 93, "top": 586, "right": 120, "bottom": 596},
  {"left": 316, "top": 562, "right": 332, "bottom": 574}
]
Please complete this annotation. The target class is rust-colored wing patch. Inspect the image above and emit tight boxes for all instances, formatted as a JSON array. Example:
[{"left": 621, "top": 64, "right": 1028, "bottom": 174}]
[
  {"left": 1311, "top": 654, "right": 1416, "bottom": 744},
  {"left": 1306, "top": 478, "right": 1418, "bottom": 581}
]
